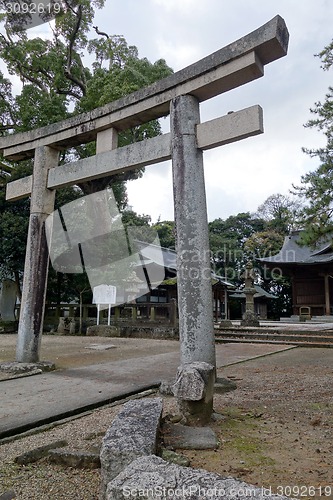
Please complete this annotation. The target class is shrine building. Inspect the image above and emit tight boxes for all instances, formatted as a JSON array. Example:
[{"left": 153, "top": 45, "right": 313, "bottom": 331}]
[{"left": 259, "top": 231, "right": 333, "bottom": 318}]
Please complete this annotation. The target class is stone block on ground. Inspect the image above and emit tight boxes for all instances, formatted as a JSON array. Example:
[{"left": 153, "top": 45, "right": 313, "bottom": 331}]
[
  {"left": 48, "top": 449, "right": 100, "bottom": 469},
  {"left": 84, "top": 343, "right": 116, "bottom": 351},
  {"left": 100, "top": 397, "right": 163, "bottom": 499},
  {"left": 86, "top": 325, "right": 120, "bottom": 337},
  {"left": 106, "top": 455, "right": 295, "bottom": 500},
  {"left": 15, "top": 440, "right": 68, "bottom": 465},
  {"left": 162, "top": 423, "right": 218, "bottom": 450}
]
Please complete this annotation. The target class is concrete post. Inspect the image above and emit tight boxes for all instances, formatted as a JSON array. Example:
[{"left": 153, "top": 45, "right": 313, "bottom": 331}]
[
  {"left": 131, "top": 305, "right": 137, "bottom": 321},
  {"left": 16, "top": 146, "right": 59, "bottom": 362},
  {"left": 0, "top": 279, "right": 17, "bottom": 321},
  {"left": 170, "top": 94, "right": 215, "bottom": 368},
  {"left": 150, "top": 306, "right": 156, "bottom": 322},
  {"left": 324, "top": 274, "right": 330, "bottom": 316},
  {"left": 170, "top": 298, "right": 177, "bottom": 326},
  {"left": 114, "top": 307, "right": 120, "bottom": 321}
]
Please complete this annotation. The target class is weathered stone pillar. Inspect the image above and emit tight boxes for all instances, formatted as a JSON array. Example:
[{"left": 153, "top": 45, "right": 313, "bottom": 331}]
[
  {"left": 170, "top": 95, "right": 215, "bottom": 423},
  {"left": 16, "top": 146, "right": 58, "bottom": 363},
  {"left": 170, "top": 94, "right": 215, "bottom": 368}
]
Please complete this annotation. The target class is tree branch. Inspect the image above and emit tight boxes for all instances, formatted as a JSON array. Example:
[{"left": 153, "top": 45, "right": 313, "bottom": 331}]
[
  {"left": 64, "top": 3, "right": 86, "bottom": 96},
  {"left": 93, "top": 25, "right": 109, "bottom": 39},
  {"left": 55, "top": 87, "right": 83, "bottom": 100}
]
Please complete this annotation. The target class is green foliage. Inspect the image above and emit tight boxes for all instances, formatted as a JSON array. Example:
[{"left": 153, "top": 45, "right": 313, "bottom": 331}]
[
  {"left": 208, "top": 204, "right": 294, "bottom": 317},
  {"left": 0, "top": 160, "right": 32, "bottom": 285},
  {"left": 15, "top": 85, "right": 68, "bottom": 130},
  {"left": 242, "top": 201, "right": 294, "bottom": 317},
  {"left": 0, "top": 1, "right": 173, "bottom": 300},
  {"left": 0, "top": 70, "right": 16, "bottom": 134},
  {"left": 266, "top": 276, "right": 292, "bottom": 319},
  {"left": 209, "top": 213, "right": 265, "bottom": 284},
  {"left": 46, "top": 267, "right": 92, "bottom": 304},
  {"left": 255, "top": 193, "right": 302, "bottom": 235},
  {"left": 121, "top": 210, "right": 151, "bottom": 227},
  {"left": 152, "top": 220, "right": 175, "bottom": 249},
  {"left": 0, "top": 206, "right": 29, "bottom": 278},
  {"left": 244, "top": 230, "right": 284, "bottom": 260},
  {"left": 293, "top": 160, "right": 333, "bottom": 245}
]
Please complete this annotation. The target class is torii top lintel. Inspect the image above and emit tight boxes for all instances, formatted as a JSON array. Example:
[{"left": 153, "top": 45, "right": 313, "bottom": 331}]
[{"left": 0, "top": 15, "right": 289, "bottom": 161}]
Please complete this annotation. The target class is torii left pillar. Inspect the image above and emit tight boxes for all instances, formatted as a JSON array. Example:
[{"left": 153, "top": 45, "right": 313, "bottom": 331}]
[{"left": 16, "top": 146, "right": 59, "bottom": 362}]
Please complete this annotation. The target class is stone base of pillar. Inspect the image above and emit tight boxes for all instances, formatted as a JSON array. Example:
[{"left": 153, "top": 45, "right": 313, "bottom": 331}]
[
  {"left": 0, "top": 361, "right": 56, "bottom": 378},
  {"left": 172, "top": 362, "right": 215, "bottom": 426},
  {"left": 177, "top": 398, "right": 214, "bottom": 427},
  {"left": 241, "top": 311, "right": 260, "bottom": 327}
]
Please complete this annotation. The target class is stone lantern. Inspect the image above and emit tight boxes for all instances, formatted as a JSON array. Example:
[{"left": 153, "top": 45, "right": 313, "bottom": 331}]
[{"left": 240, "top": 262, "right": 260, "bottom": 327}]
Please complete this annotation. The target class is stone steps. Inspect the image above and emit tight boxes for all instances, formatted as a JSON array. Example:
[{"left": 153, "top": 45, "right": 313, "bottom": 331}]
[
  {"left": 214, "top": 329, "right": 333, "bottom": 347},
  {"left": 280, "top": 315, "right": 333, "bottom": 323}
]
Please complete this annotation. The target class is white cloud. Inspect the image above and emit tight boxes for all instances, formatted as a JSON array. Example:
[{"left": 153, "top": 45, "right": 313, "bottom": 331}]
[
  {"left": 151, "top": 0, "right": 206, "bottom": 15},
  {"left": 126, "top": 162, "right": 174, "bottom": 222},
  {"left": 155, "top": 39, "right": 201, "bottom": 71}
]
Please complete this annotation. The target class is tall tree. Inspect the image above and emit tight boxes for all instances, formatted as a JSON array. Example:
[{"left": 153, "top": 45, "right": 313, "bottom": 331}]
[
  {"left": 0, "top": 1, "right": 173, "bottom": 300},
  {"left": 245, "top": 195, "right": 299, "bottom": 316},
  {"left": 293, "top": 39, "right": 333, "bottom": 245},
  {"left": 255, "top": 193, "right": 302, "bottom": 235}
]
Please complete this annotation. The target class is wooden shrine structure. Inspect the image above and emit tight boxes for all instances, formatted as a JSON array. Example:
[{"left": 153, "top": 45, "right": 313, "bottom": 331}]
[{"left": 260, "top": 231, "right": 333, "bottom": 317}]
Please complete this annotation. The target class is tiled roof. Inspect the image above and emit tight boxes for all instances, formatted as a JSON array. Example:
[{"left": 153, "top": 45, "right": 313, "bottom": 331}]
[
  {"left": 258, "top": 231, "right": 333, "bottom": 266},
  {"left": 136, "top": 241, "right": 235, "bottom": 287},
  {"left": 230, "top": 284, "right": 277, "bottom": 299}
]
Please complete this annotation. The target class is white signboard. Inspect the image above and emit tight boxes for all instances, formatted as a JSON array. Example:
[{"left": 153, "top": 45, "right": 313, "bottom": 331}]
[
  {"left": 93, "top": 285, "right": 117, "bottom": 326},
  {"left": 93, "top": 284, "right": 117, "bottom": 305}
]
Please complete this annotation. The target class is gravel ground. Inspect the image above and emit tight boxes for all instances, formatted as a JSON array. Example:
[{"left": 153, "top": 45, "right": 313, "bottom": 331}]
[
  {"left": 0, "top": 401, "right": 121, "bottom": 499},
  {"left": 185, "top": 349, "right": 333, "bottom": 500},
  {"left": 0, "top": 347, "right": 332, "bottom": 499}
]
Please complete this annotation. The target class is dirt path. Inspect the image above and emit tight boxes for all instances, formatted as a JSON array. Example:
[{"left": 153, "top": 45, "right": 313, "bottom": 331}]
[{"left": 179, "top": 348, "right": 333, "bottom": 499}]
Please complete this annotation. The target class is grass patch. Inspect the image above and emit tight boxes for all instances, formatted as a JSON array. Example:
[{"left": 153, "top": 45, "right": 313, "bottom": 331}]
[{"left": 217, "top": 406, "right": 276, "bottom": 468}]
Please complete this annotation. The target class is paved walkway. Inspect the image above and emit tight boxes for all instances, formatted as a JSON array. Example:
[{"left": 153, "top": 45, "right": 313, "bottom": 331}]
[{"left": 0, "top": 336, "right": 294, "bottom": 439}]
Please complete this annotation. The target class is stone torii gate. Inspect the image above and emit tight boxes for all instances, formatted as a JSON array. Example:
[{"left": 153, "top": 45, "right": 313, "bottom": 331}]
[{"left": 1, "top": 16, "right": 288, "bottom": 417}]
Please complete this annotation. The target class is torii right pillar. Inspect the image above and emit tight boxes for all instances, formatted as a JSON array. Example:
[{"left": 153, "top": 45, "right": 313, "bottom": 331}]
[
  {"left": 169, "top": 15, "right": 289, "bottom": 423},
  {"left": 171, "top": 95, "right": 216, "bottom": 424}
]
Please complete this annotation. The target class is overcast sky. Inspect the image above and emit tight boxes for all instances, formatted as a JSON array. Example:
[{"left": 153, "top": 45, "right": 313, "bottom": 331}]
[
  {"left": 2, "top": 0, "right": 333, "bottom": 223},
  {"left": 93, "top": 0, "right": 333, "bottom": 222}
]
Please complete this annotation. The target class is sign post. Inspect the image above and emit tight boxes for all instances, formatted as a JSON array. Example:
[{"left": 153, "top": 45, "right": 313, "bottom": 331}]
[{"left": 93, "top": 284, "right": 117, "bottom": 326}]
